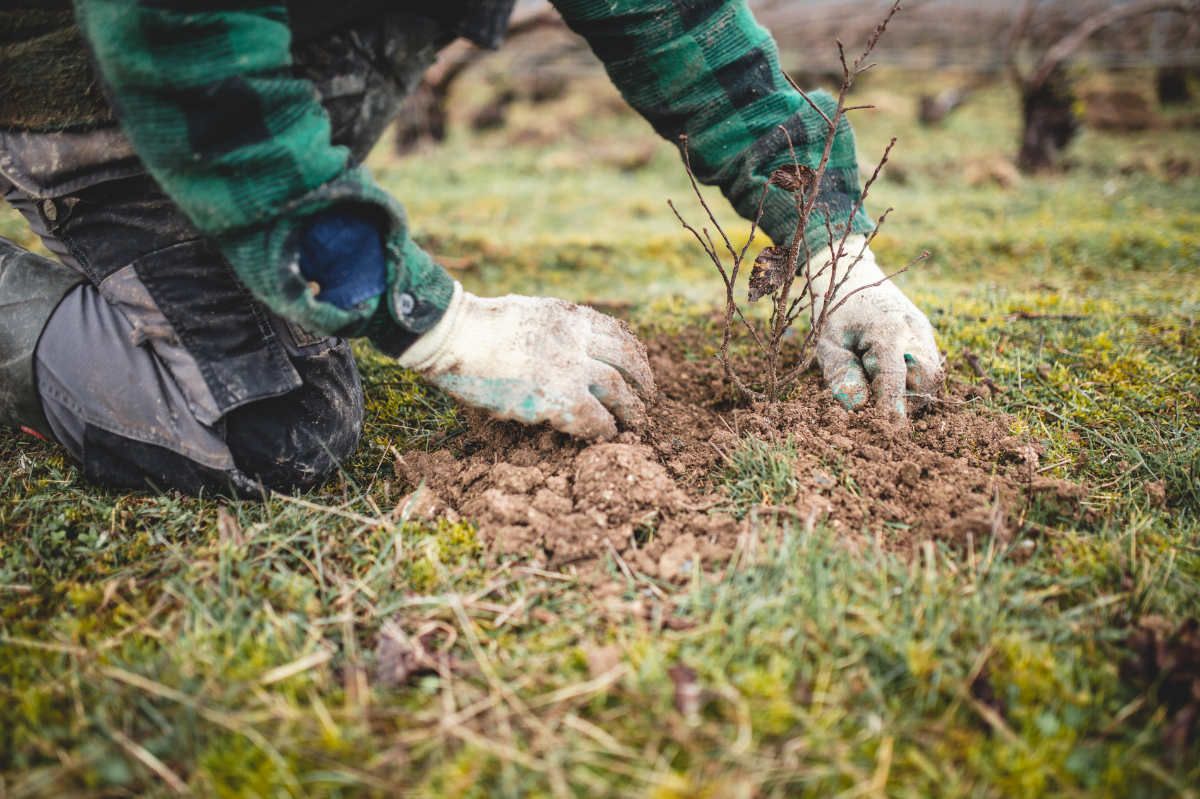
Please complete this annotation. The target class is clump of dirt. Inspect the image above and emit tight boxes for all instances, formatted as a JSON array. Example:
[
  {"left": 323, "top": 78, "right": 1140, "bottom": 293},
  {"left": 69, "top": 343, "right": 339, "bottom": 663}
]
[
  {"left": 396, "top": 430, "right": 737, "bottom": 580},
  {"left": 394, "top": 330, "right": 1087, "bottom": 579}
]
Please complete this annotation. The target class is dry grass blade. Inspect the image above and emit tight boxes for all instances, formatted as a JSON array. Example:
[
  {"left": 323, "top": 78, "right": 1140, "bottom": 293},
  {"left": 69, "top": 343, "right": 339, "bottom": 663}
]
[
  {"left": 107, "top": 728, "right": 192, "bottom": 795},
  {"left": 101, "top": 666, "right": 303, "bottom": 794},
  {"left": 257, "top": 648, "right": 333, "bottom": 686}
]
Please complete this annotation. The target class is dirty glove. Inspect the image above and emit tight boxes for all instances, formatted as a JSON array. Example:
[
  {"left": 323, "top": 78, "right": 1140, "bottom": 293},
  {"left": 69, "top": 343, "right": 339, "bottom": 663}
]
[
  {"left": 397, "top": 282, "right": 655, "bottom": 439},
  {"left": 807, "top": 236, "right": 943, "bottom": 418}
]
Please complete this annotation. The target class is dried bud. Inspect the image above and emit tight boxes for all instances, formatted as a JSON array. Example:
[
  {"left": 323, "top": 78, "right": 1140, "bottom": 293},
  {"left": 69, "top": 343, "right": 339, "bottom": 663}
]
[
  {"left": 747, "top": 245, "right": 792, "bottom": 302},
  {"left": 769, "top": 164, "right": 816, "bottom": 194}
]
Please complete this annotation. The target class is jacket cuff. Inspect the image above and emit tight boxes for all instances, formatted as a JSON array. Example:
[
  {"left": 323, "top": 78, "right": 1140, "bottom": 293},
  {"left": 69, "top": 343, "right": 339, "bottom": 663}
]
[
  {"left": 395, "top": 281, "right": 465, "bottom": 369},
  {"left": 214, "top": 167, "right": 454, "bottom": 353},
  {"left": 363, "top": 235, "right": 456, "bottom": 357}
]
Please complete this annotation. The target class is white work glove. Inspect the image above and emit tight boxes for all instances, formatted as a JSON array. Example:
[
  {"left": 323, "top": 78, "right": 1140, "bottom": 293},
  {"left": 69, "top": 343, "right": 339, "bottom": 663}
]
[
  {"left": 398, "top": 282, "right": 655, "bottom": 439},
  {"left": 807, "top": 236, "right": 943, "bottom": 418}
]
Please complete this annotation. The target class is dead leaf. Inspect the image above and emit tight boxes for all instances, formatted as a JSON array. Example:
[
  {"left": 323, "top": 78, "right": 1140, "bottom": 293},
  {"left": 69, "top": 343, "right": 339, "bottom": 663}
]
[
  {"left": 668, "top": 663, "right": 701, "bottom": 722},
  {"left": 375, "top": 620, "right": 457, "bottom": 688},
  {"left": 769, "top": 163, "right": 816, "bottom": 194},
  {"left": 217, "top": 507, "right": 244, "bottom": 547},
  {"left": 584, "top": 645, "right": 622, "bottom": 679},
  {"left": 747, "top": 246, "right": 791, "bottom": 303}
]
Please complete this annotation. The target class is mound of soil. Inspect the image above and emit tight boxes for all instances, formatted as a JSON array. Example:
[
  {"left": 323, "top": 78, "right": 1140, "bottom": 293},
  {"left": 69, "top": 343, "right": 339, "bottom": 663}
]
[{"left": 394, "top": 332, "right": 1085, "bottom": 579}]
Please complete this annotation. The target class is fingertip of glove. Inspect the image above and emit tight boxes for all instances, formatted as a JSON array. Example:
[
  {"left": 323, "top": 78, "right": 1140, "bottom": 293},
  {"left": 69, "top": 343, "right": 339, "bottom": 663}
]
[
  {"left": 564, "top": 400, "right": 619, "bottom": 442},
  {"left": 833, "top": 380, "right": 869, "bottom": 410},
  {"left": 903, "top": 350, "right": 946, "bottom": 414},
  {"left": 587, "top": 418, "right": 620, "bottom": 441}
]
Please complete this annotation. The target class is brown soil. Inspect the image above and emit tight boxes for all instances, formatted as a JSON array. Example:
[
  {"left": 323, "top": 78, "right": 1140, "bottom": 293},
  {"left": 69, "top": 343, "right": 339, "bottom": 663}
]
[{"left": 394, "top": 331, "right": 1085, "bottom": 580}]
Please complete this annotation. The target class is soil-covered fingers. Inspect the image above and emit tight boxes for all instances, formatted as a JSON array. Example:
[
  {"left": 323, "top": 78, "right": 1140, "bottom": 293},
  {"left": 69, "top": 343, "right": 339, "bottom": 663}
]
[
  {"left": 558, "top": 389, "right": 620, "bottom": 440},
  {"left": 902, "top": 330, "right": 943, "bottom": 413},
  {"left": 817, "top": 334, "right": 869, "bottom": 410},
  {"left": 860, "top": 339, "right": 909, "bottom": 420},
  {"left": 587, "top": 363, "right": 647, "bottom": 432},
  {"left": 582, "top": 312, "right": 656, "bottom": 400}
]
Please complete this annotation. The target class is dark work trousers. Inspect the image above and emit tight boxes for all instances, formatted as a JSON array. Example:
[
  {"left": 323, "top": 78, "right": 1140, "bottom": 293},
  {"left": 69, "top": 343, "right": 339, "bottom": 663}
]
[{"left": 0, "top": 14, "right": 450, "bottom": 495}]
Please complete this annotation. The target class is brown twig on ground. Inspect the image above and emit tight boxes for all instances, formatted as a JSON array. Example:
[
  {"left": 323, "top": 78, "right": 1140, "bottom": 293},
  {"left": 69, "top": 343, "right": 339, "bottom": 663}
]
[
  {"left": 670, "top": 1, "right": 919, "bottom": 402},
  {"left": 963, "top": 350, "right": 1003, "bottom": 397},
  {"left": 1005, "top": 311, "right": 1087, "bottom": 322}
]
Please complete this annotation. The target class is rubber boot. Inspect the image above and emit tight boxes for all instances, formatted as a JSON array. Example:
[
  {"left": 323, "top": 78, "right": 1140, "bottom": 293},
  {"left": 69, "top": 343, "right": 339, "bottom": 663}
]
[{"left": 0, "top": 238, "right": 83, "bottom": 438}]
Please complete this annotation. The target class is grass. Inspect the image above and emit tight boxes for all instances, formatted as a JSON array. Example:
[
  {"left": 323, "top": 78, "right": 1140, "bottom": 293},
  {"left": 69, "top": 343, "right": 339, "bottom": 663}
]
[
  {"left": 1, "top": 64, "right": 1199, "bottom": 797},
  {"left": 722, "top": 439, "right": 801, "bottom": 518}
]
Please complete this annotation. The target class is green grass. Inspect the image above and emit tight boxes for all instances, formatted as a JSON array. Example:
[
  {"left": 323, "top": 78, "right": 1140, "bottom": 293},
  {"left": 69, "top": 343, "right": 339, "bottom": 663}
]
[
  {"left": 722, "top": 438, "right": 801, "bottom": 518},
  {"left": 1, "top": 67, "right": 1198, "bottom": 797}
]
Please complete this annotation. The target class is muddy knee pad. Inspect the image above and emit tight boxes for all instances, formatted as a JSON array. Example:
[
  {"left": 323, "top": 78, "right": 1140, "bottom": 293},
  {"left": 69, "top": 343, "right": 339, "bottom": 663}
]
[
  {"left": 35, "top": 283, "right": 258, "bottom": 494},
  {"left": 223, "top": 339, "right": 365, "bottom": 492}
]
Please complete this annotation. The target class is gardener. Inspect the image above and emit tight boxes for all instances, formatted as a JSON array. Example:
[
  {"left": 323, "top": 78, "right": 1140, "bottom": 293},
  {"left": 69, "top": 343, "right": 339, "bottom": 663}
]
[{"left": 0, "top": 1, "right": 942, "bottom": 495}]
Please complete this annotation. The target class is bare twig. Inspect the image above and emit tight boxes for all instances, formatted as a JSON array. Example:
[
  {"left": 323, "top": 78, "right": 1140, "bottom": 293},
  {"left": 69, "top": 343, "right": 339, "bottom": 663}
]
[
  {"left": 963, "top": 350, "right": 1003, "bottom": 396},
  {"left": 669, "top": 0, "right": 913, "bottom": 403},
  {"left": 107, "top": 728, "right": 192, "bottom": 795},
  {"left": 1005, "top": 0, "right": 1040, "bottom": 86},
  {"left": 784, "top": 72, "right": 833, "bottom": 128},
  {"left": 1005, "top": 311, "right": 1087, "bottom": 322}
]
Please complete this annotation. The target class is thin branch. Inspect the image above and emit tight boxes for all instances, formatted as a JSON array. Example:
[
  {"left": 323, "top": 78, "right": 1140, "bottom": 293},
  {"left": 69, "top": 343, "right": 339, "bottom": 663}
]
[
  {"left": 668, "top": 200, "right": 727, "bottom": 283},
  {"left": 1029, "top": 0, "right": 1197, "bottom": 90},
  {"left": 1005, "top": 0, "right": 1040, "bottom": 87},
  {"left": 668, "top": 199, "right": 765, "bottom": 351},
  {"left": 737, "top": 182, "right": 773, "bottom": 265},
  {"left": 826, "top": 258, "right": 922, "bottom": 321},
  {"left": 679, "top": 136, "right": 740, "bottom": 264},
  {"left": 784, "top": 73, "right": 834, "bottom": 128},
  {"left": 849, "top": 0, "right": 904, "bottom": 76}
]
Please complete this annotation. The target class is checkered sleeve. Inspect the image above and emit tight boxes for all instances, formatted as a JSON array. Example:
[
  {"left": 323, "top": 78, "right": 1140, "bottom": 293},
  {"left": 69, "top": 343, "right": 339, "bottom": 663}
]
[
  {"left": 550, "top": 0, "right": 874, "bottom": 254},
  {"left": 71, "top": 0, "right": 453, "bottom": 355}
]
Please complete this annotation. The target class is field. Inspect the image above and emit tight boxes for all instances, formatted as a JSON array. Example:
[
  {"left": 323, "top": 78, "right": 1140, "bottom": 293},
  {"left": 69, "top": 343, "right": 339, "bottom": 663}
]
[{"left": 1, "top": 59, "right": 1198, "bottom": 797}]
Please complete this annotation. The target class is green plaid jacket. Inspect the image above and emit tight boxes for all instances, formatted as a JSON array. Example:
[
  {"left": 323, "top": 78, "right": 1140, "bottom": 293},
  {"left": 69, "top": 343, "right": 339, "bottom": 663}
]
[{"left": 73, "top": 0, "right": 873, "bottom": 355}]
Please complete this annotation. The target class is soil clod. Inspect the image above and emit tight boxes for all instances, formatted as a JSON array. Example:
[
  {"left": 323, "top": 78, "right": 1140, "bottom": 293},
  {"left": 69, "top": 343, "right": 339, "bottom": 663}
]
[{"left": 394, "top": 333, "right": 1087, "bottom": 576}]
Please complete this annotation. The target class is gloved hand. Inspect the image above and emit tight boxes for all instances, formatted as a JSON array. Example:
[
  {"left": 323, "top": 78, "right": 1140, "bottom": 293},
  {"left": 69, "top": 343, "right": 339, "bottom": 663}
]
[
  {"left": 398, "top": 282, "right": 655, "bottom": 439},
  {"left": 807, "top": 236, "right": 943, "bottom": 419}
]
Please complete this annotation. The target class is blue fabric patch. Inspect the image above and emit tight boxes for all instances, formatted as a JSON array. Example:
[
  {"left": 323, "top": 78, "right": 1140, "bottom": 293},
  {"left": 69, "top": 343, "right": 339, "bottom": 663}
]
[{"left": 297, "top": 209, "right": 387, "bottom": 310}]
